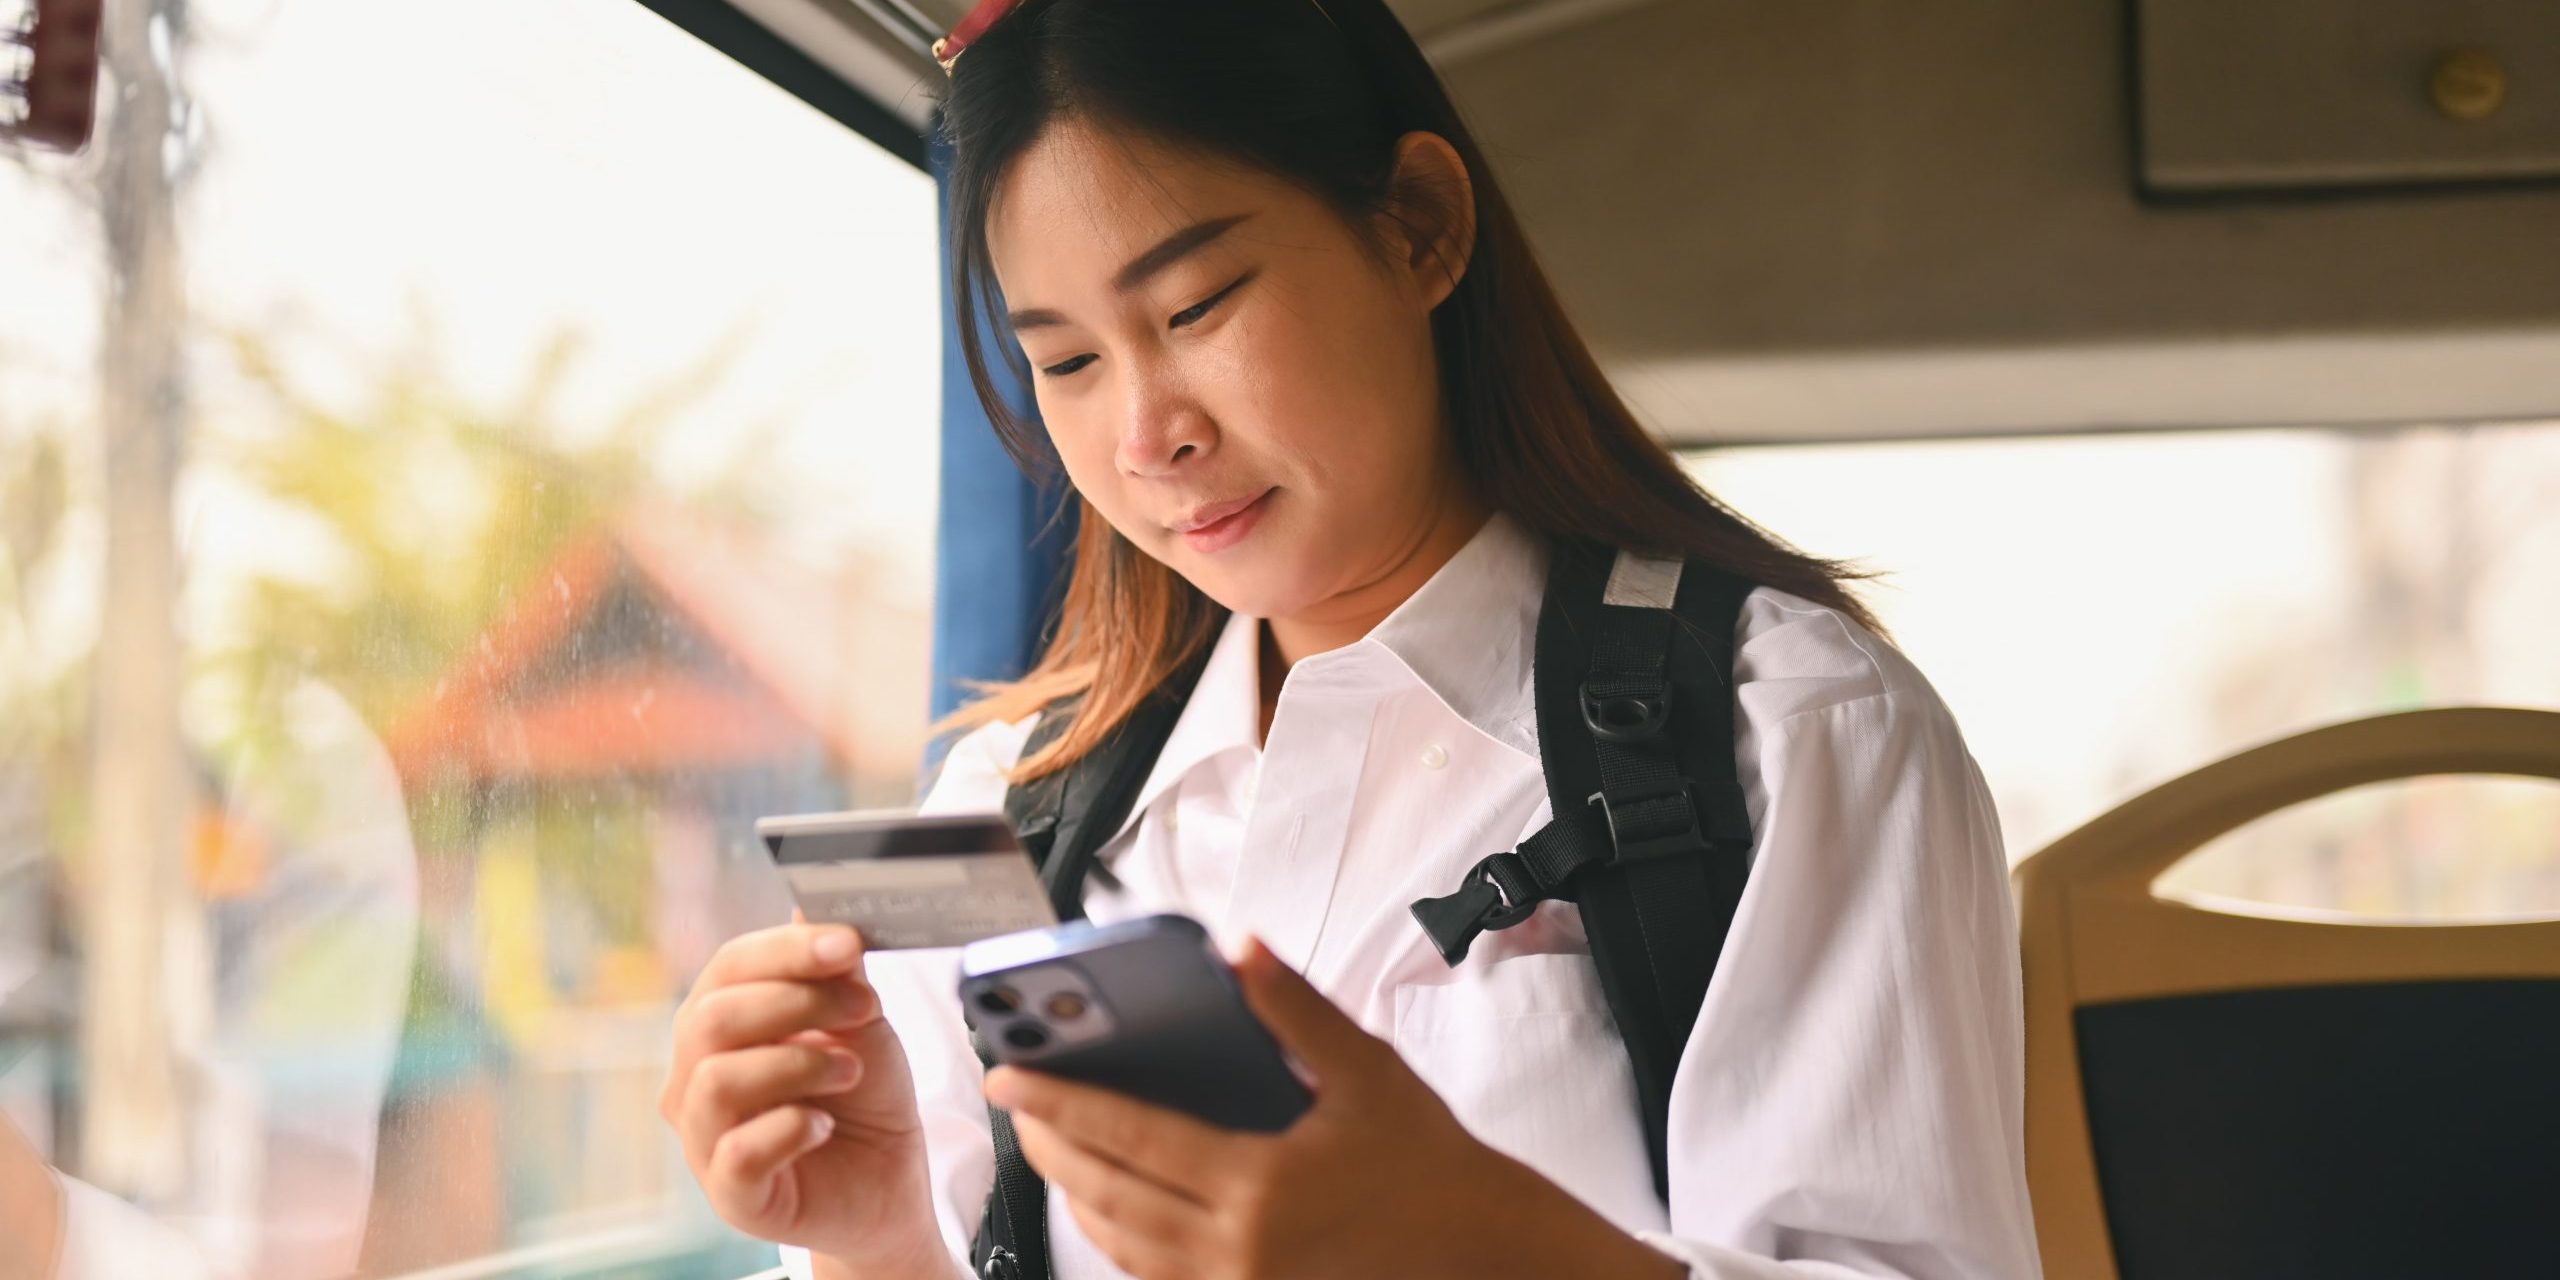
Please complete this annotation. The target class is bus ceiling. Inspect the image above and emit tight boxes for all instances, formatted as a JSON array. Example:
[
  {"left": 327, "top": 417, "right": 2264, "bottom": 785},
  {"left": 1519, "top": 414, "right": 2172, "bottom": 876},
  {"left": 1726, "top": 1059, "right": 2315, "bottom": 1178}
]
[{"left": 632, "top": 0, "right": 2560, "bottom": 447}]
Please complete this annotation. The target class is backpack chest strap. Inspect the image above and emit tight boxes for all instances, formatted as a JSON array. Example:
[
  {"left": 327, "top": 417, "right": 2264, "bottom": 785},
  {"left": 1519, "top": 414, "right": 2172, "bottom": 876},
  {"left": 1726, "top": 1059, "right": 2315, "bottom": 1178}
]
[{"left": 1410, "top": 549, "right": 1747, "bottom": 965}]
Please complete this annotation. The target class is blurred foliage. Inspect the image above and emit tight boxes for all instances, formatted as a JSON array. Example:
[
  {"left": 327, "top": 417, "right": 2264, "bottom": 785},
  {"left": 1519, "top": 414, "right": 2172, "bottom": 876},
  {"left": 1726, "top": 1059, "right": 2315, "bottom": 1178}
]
[
  {"left": 5, "top": 320, "right": 779, "bottom": 860},
  {"left": 0, "top": 420, "right": 88, "bottom": 859},
  {"left": 180, "top": 324, "right": 780, "bottom": 1073},
  {"left": 200, "top": 325, "right": 769, "bottom": 747}
]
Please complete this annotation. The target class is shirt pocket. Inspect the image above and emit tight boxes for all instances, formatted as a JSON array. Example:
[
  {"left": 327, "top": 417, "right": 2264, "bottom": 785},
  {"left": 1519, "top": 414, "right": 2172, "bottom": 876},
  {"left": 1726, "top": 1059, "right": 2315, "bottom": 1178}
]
[{"left": 1390, "top": 952, "right": 1661, "bottom": 1227}]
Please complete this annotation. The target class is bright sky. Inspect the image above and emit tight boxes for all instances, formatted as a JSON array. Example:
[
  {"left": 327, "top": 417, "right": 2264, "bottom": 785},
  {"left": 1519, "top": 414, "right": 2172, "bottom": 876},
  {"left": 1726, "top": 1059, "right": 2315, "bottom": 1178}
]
[{"left": 2, "top": 0, "right": 942, "bottom": 603}]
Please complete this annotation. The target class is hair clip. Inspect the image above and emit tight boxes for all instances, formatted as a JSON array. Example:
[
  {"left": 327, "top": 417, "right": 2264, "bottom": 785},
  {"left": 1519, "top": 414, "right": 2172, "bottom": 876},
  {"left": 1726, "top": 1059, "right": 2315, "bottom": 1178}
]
[{"left": 934, "top": 0, "right": 1026, "bottom": 76}]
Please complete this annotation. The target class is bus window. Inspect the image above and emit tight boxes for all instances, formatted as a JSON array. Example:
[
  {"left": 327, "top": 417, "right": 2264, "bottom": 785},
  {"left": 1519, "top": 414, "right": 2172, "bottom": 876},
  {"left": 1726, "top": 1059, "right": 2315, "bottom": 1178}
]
[
  {"left": 1688, "top": 419, "right": 2560, "bottom": 915},
  {"left": 0, "top": 0, "right": 933, "bottom": 1273},
  {"left": 2158, "top": 775, "right": 2560, "bottom": 922}
]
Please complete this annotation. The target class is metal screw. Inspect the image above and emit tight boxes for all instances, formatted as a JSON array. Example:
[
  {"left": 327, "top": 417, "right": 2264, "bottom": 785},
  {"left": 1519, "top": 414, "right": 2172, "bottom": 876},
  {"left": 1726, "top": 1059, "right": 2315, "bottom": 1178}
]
[{"left": 2429, "top": 47, "right": 2508, "bottom": 122}]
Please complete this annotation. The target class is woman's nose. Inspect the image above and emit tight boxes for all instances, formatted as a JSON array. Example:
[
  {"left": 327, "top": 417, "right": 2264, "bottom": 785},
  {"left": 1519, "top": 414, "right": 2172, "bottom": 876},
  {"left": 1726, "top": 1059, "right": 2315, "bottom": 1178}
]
[{"left": 1115, "top": 370, "right": 1215, "bottom": 477}]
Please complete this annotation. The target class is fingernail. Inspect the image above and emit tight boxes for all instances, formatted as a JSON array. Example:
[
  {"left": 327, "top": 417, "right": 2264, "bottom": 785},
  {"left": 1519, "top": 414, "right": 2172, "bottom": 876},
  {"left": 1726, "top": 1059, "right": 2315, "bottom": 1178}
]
[
  {"left": 827, "top": 1049, "right": 863, "bottom": 1085},
  {"left": 807, "top": 1109, "right": 835, "bottom": 1144},
  {"left": 814, "top": 930, "right": 859, "bottom": 964},
  {"left": 983, "top": 1068, "right": 1022, "bottom": 1109},
  {"left": 843, "top": 981, "right": 880, "bottom": 1022}
]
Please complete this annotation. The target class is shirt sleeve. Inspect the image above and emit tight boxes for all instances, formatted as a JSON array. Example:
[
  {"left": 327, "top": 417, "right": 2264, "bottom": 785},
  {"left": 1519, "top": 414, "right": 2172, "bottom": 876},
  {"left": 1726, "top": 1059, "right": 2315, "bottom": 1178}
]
[
  {"left": 1631, "top": 674, "right": 2042, "bottom": 1278},
  {"left": 783, "top": 717, "right": 1036, "bottom": 1280}
]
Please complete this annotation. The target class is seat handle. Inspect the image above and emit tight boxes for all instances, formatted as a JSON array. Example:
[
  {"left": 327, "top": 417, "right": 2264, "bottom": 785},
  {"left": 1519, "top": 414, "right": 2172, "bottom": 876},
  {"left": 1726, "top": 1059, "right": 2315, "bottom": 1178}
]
[{"left": 2019, "top": 706, "right": 2560, "bottom": 891}]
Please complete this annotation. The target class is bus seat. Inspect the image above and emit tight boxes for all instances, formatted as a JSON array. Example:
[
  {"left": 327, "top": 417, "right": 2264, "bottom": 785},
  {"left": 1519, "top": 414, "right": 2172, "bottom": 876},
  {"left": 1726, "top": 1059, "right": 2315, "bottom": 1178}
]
[{"left": 2012, "top": 707, "right": 2560, "bottom": 1280}]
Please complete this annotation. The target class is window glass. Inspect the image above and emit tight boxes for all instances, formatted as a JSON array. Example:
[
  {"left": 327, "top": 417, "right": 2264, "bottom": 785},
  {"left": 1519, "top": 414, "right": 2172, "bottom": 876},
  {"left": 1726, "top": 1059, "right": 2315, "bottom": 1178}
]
[
  {"left": 1686, "top": 422, "right": 2560, "bottom": 917},
  {"left": 2158, "top": 777, "right": 2560, "bottom": 922},
  {"left": 0, "top": 0, "right": 935, "bottom": 1274}
]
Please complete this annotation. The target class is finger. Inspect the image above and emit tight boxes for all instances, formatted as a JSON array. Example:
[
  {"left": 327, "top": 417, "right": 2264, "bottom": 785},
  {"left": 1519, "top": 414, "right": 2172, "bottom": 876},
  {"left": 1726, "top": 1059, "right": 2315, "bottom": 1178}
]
[
  {"left": 668, "top": 924, "right": 865, "bottom": 1089},
  {"left": 1230, "top": 935, "right": 1386, "bottom": 1082},
  {"left": 680, "top": 1043, "right": 863, "bottom": 1170},
  {"left": 678, "top": 977, "right": 881, "bottom": 1065},
  {"left": 665, "top": 978, "right": 877, "bottom": 1124},
  {"left": 1062, "top": 1189, "right": 1201, "bottom": 1280},
  {"left": 986, "top": 1066, "right": 1242, "bottom": 1193},
  {"left": 705, "top": 1104, "right": 835, "bottom": 1224},
  {"left": 1015, "top": 1112, "right": 1213, "bottom": 1239},
  {"left": 696, "top": 923, "right": 867, "bottom": 991}
]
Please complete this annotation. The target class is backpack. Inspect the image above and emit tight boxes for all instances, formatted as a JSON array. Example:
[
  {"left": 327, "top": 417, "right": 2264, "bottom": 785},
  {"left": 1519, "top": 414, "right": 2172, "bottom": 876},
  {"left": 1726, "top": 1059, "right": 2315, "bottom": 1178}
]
[{"left": 967, "top": 538, "right": 1758, "bottom": 1280}]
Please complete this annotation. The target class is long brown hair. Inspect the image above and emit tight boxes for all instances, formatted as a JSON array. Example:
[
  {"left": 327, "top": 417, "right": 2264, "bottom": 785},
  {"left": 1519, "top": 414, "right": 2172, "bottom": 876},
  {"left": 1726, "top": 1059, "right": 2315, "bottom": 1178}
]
[{"left": 934, "top": 0, "right": 1875, "bottom": 780}]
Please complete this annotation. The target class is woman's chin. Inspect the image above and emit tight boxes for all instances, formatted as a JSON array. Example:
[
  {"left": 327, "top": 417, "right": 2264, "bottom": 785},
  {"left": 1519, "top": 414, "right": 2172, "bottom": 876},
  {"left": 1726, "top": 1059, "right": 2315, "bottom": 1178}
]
[
  {"left": 1184, "top": 575, "right": 1288, "bottom": 620},
  {"left": 1174, "top": 552, "right": 1322, "bottom": 621}
]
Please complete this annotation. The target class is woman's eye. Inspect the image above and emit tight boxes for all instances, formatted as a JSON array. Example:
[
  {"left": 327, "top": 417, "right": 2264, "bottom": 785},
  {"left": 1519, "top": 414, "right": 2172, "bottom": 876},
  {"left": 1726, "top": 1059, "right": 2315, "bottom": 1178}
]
[
  {"left": 1170, "top": 272, "right": 1254, "bottom": 330},
  {"left": 1041, "top": 354, "right": 1097, "bottom": 378}
]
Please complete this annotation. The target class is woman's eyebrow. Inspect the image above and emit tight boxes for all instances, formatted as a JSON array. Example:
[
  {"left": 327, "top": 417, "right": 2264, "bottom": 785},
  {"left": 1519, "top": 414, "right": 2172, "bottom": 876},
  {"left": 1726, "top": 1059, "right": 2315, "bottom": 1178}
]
[
  {"left": 1110, "top": 213, "right": 1253, "bottom": 293},
  {"left": 1008, "top": 213, "right": 1255, "bottom": 332}
]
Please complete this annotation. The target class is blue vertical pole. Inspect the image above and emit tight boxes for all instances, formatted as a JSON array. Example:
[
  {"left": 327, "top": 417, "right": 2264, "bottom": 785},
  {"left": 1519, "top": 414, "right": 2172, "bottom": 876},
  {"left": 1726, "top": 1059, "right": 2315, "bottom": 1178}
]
[{"left": 928, "top": 115, "right": 1072, "bottom": 765}]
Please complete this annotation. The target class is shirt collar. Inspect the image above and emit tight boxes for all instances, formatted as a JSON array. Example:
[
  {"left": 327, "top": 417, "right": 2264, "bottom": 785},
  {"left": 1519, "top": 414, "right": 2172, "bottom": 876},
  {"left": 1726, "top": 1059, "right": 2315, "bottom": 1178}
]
[
  {"left": 1113, "top": 602, "right": 1265, "bottom": 835},
  {"left": 1106, "top": 512, "right": 1550, "bottom": 838},
  {"left": 1328, "top": 510, "right": 1546, "bottom": 757}
]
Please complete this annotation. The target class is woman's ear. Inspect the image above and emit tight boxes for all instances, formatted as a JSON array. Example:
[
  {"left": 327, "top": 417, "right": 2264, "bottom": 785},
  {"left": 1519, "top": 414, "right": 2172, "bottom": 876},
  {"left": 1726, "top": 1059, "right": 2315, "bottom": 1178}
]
[{"left": 1381, "top": 131, "right": 1478, "bottom": 310}]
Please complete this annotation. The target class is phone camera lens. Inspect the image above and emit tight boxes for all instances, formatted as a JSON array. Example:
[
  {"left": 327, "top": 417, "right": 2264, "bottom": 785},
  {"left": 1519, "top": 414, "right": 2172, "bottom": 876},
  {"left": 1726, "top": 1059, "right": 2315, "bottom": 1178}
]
[
  {"left": 1003, "top": 1023, "right": 1049, "bottom": 1051},
  {"left": 1043, "top": 992, "right": 1088, "bottom": 1021},
  {"left": 975, "top": 986, "right": 1022, "bottom": 1017}
]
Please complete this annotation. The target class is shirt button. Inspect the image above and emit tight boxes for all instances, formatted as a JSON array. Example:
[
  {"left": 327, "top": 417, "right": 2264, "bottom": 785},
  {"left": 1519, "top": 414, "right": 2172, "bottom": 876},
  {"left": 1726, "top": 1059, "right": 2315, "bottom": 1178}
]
[{"left": 1418, "top": 743, "right": 1449, "bottom": 770}]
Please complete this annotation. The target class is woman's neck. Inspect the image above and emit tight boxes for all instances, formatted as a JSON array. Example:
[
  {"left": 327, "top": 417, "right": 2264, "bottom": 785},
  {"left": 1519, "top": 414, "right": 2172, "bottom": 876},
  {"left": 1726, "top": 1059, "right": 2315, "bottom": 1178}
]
[{"left": 1256, "top": 495, "right": 1491, "bottom": 738}]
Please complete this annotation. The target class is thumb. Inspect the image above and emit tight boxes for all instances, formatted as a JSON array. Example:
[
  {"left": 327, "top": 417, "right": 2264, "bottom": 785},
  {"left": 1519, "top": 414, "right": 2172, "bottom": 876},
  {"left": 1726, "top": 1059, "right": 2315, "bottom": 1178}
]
[{"left": 1230, "top": 935, "right": 1384, "bottom": 1081}]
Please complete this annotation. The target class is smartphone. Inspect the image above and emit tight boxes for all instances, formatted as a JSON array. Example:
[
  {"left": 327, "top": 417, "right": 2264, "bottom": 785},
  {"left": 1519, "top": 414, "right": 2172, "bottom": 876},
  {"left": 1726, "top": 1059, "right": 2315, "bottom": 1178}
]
[
  {"left": 959, "top": 913, "right": 1313, "bottom": 1132},
  {"left": 757, "top": 809, "right": 1059, "bottom": 950}
]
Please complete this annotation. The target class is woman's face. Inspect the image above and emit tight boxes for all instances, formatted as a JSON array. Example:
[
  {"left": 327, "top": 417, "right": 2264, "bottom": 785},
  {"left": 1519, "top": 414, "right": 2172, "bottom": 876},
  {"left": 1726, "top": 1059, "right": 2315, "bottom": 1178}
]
[{"left": 985, "top": 117, "right": 1477, "bottom": 623}]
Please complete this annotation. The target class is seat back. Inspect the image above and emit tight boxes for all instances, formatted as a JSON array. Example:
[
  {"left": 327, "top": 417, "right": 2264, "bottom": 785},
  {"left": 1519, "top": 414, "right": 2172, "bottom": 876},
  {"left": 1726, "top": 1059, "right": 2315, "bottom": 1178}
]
[{"left": 2013, "top": 707, "right": 2560, "bottom": 1280}]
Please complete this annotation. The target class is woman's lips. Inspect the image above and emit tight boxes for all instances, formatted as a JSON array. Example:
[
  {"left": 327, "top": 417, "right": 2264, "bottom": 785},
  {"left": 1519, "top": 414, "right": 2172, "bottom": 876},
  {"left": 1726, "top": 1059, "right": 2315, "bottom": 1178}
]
[{"left": 1177, "top": 489, "right": 1273, "bottom": 554}]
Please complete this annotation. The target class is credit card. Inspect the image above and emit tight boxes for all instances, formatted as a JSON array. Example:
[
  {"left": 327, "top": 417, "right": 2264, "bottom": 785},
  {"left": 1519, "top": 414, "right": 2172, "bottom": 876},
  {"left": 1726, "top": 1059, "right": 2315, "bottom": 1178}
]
[{"left": 756, "top": 809, "right": 1058, "bottom": 950}]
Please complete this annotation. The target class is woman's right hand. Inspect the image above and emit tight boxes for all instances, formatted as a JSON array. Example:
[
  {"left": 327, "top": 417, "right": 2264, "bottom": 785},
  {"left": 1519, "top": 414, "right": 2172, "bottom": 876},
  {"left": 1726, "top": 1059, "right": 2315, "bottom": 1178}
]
[{"left": 661, "top": 923, "right": 948, "bottom": 1272}]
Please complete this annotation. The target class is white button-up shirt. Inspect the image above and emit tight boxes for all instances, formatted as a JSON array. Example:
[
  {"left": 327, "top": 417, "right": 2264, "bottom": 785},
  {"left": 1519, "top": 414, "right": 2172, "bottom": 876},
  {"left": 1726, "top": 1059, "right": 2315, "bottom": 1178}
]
[{"left": 789, "top": 514, "right": 2040, "bottom": 1279}]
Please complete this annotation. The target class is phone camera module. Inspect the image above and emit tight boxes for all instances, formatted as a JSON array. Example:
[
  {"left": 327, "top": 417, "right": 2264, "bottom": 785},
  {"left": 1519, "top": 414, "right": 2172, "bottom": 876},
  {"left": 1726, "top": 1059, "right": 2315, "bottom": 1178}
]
[
  {"left": 974, "top": 985, "right": 1023, "bottom": 1017},
  {"left": 1003, "top": 1023, "right": 1050, "bottom": 1051},
  {"left": 1043, "top": 992, "right": 1088, "bottom": 1021}
]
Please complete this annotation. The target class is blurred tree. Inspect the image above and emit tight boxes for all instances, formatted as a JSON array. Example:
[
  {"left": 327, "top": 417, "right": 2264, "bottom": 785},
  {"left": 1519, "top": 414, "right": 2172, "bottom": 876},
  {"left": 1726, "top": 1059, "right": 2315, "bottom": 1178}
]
[
  {"left": 203, "top": 325, "right": 767, "bottom": 741},
  {"left": 198, "top": 326, "right": 775, "bottom": 1273},
  {"left": 199, "top": 321, "right": 769, "bottom": 1035}
]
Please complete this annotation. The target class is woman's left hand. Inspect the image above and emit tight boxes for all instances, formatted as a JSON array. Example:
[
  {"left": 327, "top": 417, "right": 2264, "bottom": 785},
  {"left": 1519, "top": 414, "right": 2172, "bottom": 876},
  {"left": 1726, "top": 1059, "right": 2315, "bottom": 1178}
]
[{"left": 985, "top": 938, "right": 1685, "bottom": 1280}]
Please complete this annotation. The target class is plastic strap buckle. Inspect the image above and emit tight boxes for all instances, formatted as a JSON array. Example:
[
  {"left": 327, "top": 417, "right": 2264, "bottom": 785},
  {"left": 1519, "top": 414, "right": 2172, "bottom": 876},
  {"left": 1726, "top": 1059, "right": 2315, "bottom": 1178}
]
[{"left": 1409, "top": 852, "right": 1542, "bottom": 966}]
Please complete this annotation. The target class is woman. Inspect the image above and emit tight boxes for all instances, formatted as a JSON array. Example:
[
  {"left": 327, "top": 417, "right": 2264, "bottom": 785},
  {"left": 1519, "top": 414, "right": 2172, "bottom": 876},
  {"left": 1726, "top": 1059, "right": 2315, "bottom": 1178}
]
[{"left": 660, "top": 1, "right": 2041, "bottom": 1276}]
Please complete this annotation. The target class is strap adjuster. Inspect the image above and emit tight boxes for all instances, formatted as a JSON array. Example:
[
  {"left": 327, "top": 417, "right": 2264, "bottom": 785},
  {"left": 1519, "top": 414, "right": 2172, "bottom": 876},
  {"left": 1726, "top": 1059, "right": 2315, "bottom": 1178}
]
[
  {"left": 1588, "top": 783, "right": 1709, "bottom": 862},
  {"left": 1581, "top": 682, "right": 1673, "bottom": 744}
]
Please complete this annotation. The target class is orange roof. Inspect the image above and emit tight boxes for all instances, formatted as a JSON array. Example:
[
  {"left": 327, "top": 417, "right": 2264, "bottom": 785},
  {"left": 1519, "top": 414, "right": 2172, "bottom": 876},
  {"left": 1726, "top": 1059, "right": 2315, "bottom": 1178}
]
[
  {"left": 387, "top": 507, "right": 926, "bottom": 783},
  {"left": 446, "top": 666, "right": 811, "bottom": 776}
]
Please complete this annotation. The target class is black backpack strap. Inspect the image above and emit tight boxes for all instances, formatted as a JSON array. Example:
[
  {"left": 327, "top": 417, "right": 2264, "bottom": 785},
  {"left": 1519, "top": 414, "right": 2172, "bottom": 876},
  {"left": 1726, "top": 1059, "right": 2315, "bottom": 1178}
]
[
  {"left": 1409, "top": 539, "right": 1755, "bottom": 1198},
  {"left": 1561, "top": 543, "right": 1755, "bottom": 1197},
  {"left": 969, "top": 1083, "right": 1047, "bottom": 1280},
  {"left": 970, "top": 644, "right": 1215, "bottom": 1280}
]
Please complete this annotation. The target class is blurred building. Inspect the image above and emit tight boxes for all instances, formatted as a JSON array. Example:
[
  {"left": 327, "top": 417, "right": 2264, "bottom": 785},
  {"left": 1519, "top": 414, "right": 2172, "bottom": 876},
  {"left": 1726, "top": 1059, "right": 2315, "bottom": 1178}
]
[{"left": 361, "top": 511, "right": 927, "bottom": 1273}]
